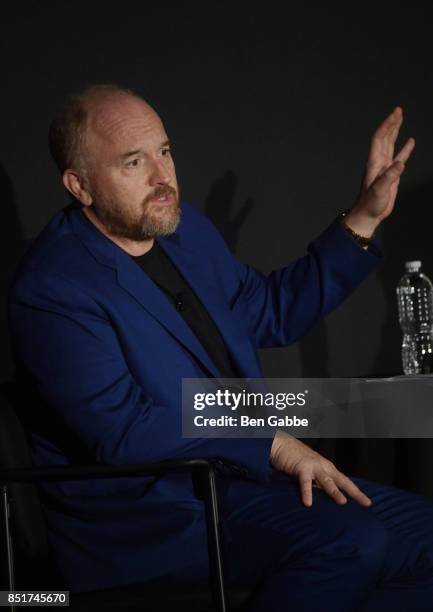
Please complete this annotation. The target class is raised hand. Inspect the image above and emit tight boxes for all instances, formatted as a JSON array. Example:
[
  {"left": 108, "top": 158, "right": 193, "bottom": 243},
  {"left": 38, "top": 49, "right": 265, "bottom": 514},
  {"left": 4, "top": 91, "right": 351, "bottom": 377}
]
[{"left": 344, "top": 107, "right": 415, "bottom": 237}]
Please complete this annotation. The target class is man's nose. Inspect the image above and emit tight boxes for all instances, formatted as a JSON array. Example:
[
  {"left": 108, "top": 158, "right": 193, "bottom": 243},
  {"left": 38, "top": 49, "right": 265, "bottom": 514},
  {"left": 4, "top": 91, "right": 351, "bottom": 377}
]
[{"left": 148, "top": 158, "right": 171, "bottom": 185}]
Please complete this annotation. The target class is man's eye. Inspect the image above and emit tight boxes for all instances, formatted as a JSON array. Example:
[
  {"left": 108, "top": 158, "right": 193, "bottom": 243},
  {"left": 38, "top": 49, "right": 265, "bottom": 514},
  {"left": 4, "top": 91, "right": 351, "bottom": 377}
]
[
  {"left": 126, "top": 159, "right": 141, "bottom": 168},
  {"left": 162, "top": 148, "right": 171, "bottom": 157}
]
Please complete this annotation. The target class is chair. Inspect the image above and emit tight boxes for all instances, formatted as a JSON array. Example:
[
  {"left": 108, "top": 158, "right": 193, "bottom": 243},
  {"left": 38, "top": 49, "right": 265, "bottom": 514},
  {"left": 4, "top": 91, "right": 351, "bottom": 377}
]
[{"left": 0, "top": 380, "right": 251, "bottom": 612}]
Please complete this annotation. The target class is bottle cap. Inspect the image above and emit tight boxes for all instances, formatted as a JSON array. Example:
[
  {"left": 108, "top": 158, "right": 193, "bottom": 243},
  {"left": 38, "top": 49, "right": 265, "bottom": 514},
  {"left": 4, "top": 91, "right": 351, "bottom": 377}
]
[{"left": 405, "top": 260, "right": 422, "bottom": 273}]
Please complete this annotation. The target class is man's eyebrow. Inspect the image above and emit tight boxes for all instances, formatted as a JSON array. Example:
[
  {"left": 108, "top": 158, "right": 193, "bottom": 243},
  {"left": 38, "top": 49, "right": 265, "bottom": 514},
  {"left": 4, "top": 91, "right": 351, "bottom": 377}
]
[
  {"left": 119, "top": 140, "right": 172, "bottom": 160},
  {"left": 120, "top": 149, "right": 143, "bottom": 160}
]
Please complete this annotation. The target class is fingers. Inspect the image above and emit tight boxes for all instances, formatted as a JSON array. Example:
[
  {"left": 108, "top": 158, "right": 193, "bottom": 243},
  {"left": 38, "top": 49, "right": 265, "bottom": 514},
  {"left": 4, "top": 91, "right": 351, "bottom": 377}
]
[
  {"left": 395, "top": 137, "right": 416, "bottom": 164},
  {"left": 303, "top": 469, "right": 373, "bottom": 507},
  {"left": 370, "top": 107, "right": 402, "bottom": 161},
  {"left": 299, "top": 475, "right": 313, "bottom": 507},
  {"left": 388, "top": 107, "right": 404, "bottom": 149},
  {"left": 334, "top": 473, "right": 373, "bottom": 507},
  {"left": 372, "top": 106, "right": 403, "bottom": 143},
  {"left": 316, "top": 472, "right": 348, "bottom": 505},
  {"left": 373, "top": 160, "right": 405, "bottom": 192},
  {"left": 365, "top": 107, "right": 405, "bottom": 187}
]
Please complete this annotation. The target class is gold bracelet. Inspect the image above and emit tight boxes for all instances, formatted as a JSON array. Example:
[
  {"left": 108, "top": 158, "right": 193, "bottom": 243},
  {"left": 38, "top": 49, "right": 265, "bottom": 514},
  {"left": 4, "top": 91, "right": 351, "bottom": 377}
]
[{"left": 339, "top": 209, "right": 373, "bottom": 248}]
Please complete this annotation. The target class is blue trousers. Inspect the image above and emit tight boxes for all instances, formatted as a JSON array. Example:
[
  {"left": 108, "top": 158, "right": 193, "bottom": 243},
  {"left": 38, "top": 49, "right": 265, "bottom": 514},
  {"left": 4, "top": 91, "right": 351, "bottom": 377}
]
[{"left": 177, "top": 469, "right": 433, "bottom": 611}]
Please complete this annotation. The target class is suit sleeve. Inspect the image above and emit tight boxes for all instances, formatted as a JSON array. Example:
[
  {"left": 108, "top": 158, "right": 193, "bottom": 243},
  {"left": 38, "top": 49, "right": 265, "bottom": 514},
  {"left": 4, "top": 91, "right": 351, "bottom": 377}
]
[
  {"left": 229, "top": 219, "right": 382, "bottom": 348},
  {"left": 8, "top": 273, "right": 273, "bottom": 482}
]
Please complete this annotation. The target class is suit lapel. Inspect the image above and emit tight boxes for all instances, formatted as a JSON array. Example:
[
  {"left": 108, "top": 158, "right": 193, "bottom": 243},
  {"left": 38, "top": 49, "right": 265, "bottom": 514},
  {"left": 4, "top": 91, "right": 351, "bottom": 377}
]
[
  {"left": 68, "top": 203, "right": 261, "bottom": 378},
  {"left": 115, "top": 244, "right": 221, "bottom": 378}
]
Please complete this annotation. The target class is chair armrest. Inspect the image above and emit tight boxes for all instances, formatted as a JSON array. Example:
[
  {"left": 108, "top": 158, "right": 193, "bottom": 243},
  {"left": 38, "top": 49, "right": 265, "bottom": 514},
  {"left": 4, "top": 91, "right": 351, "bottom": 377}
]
[
  {"left": 0, "top": 458, "right": 227, "bottom": 612},
  {"left": 0, "top": 457, "right": 216, "bottom": 484}
]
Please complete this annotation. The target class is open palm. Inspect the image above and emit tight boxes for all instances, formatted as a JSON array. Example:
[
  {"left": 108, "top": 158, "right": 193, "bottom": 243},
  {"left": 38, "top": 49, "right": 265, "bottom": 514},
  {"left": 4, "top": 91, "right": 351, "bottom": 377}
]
[{"left": 357, "top": 106, "right": 415, "bottom": 221}]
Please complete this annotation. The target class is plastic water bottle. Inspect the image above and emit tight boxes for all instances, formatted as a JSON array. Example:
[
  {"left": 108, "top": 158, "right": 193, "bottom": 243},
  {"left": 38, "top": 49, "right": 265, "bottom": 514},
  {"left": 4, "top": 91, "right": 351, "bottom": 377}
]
[{"left": 396, "top": 261, "right": 433, "bottom": 375}]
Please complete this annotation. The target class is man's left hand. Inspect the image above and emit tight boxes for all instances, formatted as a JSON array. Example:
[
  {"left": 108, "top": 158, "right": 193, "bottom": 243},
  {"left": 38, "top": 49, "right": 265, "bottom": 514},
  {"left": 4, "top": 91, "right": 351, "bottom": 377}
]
[
  {"left": 344, "top": 106, "right": 415, "bottom": 237},
  {"left": 270, "top": 431, "right": 372, "bottom": 508}
]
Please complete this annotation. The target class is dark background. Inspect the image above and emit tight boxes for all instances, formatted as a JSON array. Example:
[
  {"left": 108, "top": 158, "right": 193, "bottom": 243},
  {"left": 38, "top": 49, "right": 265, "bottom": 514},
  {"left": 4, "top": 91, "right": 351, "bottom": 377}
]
[{"left": 1, "top": 1, "right": 432, "bottom": 494}]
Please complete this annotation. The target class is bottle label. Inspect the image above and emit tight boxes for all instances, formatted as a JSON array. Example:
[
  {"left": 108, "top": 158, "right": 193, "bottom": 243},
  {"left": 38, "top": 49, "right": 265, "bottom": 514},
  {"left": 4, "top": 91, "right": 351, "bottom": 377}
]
[{"left": 397, "top": 287, "right": 415, "bottom": 295}]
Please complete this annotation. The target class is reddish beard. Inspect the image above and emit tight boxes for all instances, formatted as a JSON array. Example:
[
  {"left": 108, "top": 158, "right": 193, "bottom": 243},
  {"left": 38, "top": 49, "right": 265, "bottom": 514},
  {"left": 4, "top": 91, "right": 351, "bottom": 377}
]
[{"left": 92, "top": 185, "right": 181, "bottom": 241}]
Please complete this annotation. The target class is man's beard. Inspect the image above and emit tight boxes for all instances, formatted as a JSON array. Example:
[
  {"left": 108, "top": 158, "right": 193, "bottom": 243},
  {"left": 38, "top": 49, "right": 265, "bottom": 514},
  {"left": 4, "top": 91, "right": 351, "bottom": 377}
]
[{"left": 91, "top": 185, "right": 181, "bottom": 241}]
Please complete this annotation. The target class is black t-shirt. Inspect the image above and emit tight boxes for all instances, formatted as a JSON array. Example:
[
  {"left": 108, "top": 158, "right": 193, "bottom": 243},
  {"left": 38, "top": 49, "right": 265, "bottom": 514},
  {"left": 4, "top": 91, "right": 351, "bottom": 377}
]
[{"left": 131, "top": 240, "right": 241, "bottom": 379}]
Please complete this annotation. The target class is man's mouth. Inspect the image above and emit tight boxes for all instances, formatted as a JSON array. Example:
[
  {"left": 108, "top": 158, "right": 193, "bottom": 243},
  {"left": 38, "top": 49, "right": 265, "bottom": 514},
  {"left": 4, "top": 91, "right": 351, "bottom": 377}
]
[{"left": 151, "top": 193, "right": 176, "bottom": 204}]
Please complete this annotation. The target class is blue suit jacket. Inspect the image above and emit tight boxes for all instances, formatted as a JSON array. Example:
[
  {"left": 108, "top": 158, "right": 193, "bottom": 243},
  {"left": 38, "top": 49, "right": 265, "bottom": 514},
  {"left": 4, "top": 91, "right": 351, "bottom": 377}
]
[{"left": 8, "top": 200, "right": 381, "bottom": 591}]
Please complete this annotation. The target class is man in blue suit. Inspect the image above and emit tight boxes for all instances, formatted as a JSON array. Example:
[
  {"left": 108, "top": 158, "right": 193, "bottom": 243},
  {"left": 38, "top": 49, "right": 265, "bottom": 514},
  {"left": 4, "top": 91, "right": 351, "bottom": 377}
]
[{"left": 8, "top": 85, "right": 433, "bottom": 610}]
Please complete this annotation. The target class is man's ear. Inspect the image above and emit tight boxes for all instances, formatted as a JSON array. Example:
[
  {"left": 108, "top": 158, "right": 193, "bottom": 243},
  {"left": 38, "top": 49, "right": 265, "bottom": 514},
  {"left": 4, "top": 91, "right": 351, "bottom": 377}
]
[{"left": 62, "top": 169, "right": 93, "bottom": 206}]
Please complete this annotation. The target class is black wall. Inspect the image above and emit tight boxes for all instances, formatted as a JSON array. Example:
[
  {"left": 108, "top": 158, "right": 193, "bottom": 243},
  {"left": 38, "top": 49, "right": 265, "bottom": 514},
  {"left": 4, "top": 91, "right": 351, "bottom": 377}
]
[{"left": 1, "top": 1, "right": 433, "bottom": 493}]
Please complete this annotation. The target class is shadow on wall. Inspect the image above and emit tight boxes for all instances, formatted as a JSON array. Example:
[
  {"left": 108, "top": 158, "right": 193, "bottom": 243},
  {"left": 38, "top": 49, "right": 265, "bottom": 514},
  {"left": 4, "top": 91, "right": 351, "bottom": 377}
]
[
  {"left": 203, "top": 169, "right": 254, "bottom": 253},
  {"left": 0, "top": 165, "right": 32, "bottom": 383}
]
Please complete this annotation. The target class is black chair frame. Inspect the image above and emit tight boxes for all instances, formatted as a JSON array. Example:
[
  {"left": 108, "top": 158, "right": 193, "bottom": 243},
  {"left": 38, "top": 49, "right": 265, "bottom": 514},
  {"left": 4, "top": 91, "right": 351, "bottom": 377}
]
[{"left": 0, "top": 458, "right": 228, "bottom": 612}]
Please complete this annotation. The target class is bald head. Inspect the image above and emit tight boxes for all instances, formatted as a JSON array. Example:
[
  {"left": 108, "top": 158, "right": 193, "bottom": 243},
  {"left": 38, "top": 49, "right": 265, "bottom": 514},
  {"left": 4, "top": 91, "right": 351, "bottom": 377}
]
[
  {"left": 82, "top": 89, "right": 165, "bottom": 177},
  {"left": 48, "top": 84, "right": 159, "bottom": 175}
]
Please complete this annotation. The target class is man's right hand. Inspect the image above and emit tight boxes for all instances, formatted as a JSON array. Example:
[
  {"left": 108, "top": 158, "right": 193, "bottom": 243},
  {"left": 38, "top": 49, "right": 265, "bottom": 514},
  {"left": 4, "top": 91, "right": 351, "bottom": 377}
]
[{"left": 270, "top": 430, "right": 372, "bottom": 508}]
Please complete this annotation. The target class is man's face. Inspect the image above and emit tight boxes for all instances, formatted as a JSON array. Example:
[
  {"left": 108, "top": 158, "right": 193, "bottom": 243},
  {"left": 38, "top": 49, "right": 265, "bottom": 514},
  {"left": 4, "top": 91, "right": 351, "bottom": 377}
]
[{"left": 82, "top": 94, "right": 180, "bottom": 241}]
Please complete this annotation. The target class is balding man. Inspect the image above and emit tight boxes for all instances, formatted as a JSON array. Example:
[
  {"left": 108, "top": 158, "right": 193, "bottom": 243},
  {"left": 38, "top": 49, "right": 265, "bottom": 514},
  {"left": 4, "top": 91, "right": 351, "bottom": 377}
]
[{"left": 8, "top": 84, "right": 433, "bottom": 611}]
